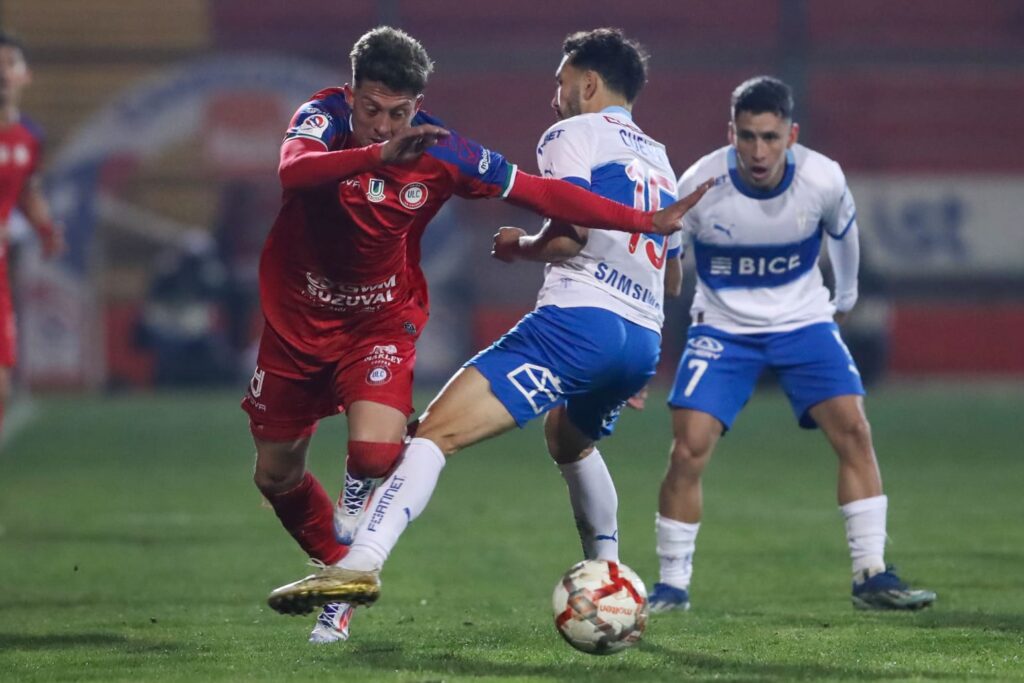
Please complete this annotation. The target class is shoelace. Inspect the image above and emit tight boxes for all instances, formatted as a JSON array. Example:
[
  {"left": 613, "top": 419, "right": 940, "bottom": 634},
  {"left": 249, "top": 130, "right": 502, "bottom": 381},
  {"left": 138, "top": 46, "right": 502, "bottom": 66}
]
[
  {"left": 317, "top": 602, "right": 340, "bottom": 626},
  {"left": 342, "top": 473, "right": 372, "bottom": 516}
]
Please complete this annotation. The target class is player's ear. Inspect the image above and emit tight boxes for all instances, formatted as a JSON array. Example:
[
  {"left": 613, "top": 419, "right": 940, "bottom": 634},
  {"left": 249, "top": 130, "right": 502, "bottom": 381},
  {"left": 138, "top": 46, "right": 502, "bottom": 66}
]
[
  {"left": 788, "top": 122, "right": 799, "bottom": 147},
  {"left": 727, "top": 121, "right": 736, "bottom": 145},
  {"left": 583, "top": 70, "right": 599, "bottom": 101},
  {"left": 413, "top": 93, "right": 424, "bottom": 113},
  {"left": 342, "top": 84, "right": 354, "bottom": 107}
]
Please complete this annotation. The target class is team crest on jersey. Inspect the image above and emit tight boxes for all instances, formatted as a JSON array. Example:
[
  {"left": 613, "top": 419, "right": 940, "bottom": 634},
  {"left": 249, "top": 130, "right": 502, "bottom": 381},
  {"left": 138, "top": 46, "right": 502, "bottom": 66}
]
[
  {"left": 367, "top": 178, "right": 386, "bottom": 202},
  {"left": 399, "top": 182, "right": 428, "bottom": 209},
  {"left": 366, "top": 366, "right": 392, "bottom": 385}
]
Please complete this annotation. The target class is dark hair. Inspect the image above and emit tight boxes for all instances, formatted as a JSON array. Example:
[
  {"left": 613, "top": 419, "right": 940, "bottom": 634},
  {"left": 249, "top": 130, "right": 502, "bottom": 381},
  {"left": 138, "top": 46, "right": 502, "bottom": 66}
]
[
  {"left": 350, "top": 26, "right": 433, "bottom": 94},
  {"left": 0, "top": 31, "right": 26, "bottom": 55},
  {"left": 562, "top": 28, "right": 648, "bottom": 103},
  {"left": 731, "top": 76, "right": 794, "bottom": 120}
]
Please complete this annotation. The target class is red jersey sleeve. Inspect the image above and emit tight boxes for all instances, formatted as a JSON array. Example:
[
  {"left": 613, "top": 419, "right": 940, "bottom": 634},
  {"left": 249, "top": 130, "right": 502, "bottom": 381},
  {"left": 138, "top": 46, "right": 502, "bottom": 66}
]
[
  {"left": 284, "top": 89, "right": 351, "bottom": 149},
  {"left": 278, "top": 88, "right": 384, "bottom": 190},
  {"left": 421, "top": 118, "right": 516, "bottom": 200},
  {"left": 420, "top": 115, "right": 653, "bottom": 233}
]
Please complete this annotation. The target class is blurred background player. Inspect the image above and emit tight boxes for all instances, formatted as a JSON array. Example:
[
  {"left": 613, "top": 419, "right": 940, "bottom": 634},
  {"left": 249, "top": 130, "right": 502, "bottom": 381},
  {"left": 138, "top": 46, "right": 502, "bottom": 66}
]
[
  {"left": 0, "top": 32, "right": 64, "bottom": 439},
  {"left": 264, "top": 28, "right": 712, "bottom": 618},
  {"left": 245, "top": 25, "right": 701, "bottom": 643},
  {"left": 648, "top": 76, "right": 935, "bottom": 612}
]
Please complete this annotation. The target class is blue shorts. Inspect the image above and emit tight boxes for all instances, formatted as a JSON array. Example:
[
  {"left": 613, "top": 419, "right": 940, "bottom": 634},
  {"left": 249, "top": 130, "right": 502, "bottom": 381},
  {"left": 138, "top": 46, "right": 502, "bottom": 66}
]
[
  {"left": 668, "top": 322, "right": 865, "bottom": 430},
  {"left": 467, "top": 305, "right": 660, "bottom": 440}
]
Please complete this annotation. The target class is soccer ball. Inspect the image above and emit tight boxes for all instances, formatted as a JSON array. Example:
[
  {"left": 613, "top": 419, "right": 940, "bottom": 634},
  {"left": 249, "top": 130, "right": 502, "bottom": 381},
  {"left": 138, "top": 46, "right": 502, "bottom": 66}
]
[{"left": 552, "top": 559, "right": 648, "bottom": 655}]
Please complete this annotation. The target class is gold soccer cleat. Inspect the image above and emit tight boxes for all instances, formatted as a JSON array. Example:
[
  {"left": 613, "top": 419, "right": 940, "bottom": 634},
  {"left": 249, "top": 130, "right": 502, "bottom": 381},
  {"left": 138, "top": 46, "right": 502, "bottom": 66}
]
[{"left": 268, "top": 566, "right": 381, "bottom": 615}]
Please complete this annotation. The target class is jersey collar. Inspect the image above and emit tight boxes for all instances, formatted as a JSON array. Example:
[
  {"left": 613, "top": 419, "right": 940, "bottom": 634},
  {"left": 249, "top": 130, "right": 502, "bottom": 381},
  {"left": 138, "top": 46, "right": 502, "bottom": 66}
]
[
  {"left": 727, "top": 147, "right": 796, "bottom": 200},
  {"left": 600, "top": 105, "right": 633, "bottom": 119}
]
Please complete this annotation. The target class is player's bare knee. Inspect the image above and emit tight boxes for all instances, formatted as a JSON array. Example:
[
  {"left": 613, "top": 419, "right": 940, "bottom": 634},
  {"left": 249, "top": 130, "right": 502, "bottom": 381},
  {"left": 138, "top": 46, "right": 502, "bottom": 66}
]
[
  {"left": 669, "top": 437, "right": 712, "bottom": 475},
  {"left": 832, "top": 416, "right": 874, "bottom": 455}
]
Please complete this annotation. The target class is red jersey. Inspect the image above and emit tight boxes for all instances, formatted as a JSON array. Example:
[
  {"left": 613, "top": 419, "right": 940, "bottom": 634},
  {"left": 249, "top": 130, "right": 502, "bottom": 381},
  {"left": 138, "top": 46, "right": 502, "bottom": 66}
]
[
  {"left": 0, "top": 119, "right": 40, "bottom": 225},
  {"left": 260, "top": 88, "right": 516, "bottom": 361}
]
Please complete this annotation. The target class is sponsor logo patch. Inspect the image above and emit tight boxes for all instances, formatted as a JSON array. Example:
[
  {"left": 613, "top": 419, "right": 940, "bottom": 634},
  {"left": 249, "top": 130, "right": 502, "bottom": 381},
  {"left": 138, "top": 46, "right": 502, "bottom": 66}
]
[
  {"left": 367, "top": 366, "right": 392, "bottom": 385},
  {"left": 297, "top": 114, "right": 328, "bottom": 137},
  {"left": 506, "top": 363, "right": 564, "bottom": 414},
  {"left": 249, "top": 367, "right": 265, "bottom": 398},
  {"left": 399, "top": 182, "right": 428, "bottom": 209},
  {"left": 687, "top": 336, "right": 724, "bottom": 360}
]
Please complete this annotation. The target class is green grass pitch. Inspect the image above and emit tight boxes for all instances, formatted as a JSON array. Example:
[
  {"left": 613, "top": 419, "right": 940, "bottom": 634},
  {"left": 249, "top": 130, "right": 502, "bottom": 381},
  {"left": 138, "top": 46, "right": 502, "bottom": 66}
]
[{"left": 1, "top": 384, "right": 1022, "bottom": 681}]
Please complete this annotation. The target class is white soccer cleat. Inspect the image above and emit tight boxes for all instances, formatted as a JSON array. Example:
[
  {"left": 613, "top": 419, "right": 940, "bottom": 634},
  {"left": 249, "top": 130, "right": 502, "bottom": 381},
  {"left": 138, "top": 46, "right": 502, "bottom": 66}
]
[
  {"left": 308, "top": 602, "right": 355, "bottom": 644},
  {"left": 334, "top": 473, "right": 378, "bottom": 545}
]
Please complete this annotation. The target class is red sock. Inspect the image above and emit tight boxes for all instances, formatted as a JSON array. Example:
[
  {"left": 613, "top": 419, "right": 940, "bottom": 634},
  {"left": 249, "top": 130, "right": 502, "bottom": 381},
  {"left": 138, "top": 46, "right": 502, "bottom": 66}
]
[
  {"left": 265, "top": 472, "right": 347, "bottom": 564},
  {"left": 347, "top": 440, "right": 404, "bottom": 478}
]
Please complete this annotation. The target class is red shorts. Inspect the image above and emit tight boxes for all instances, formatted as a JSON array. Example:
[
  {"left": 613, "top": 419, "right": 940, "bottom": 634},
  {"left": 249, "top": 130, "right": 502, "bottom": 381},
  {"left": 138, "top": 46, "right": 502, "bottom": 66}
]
[{"left": 241, "top": 306, "right": 426, "bottom": 442}]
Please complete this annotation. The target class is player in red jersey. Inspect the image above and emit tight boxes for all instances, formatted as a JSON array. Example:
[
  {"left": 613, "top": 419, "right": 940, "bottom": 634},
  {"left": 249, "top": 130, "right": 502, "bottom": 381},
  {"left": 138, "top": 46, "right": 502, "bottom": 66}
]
[
  {"left": 0, "top": 33, "right": 64, "bottom": 437},
  {"left": 242, "top": 26, "right": 697, "bottom": 643}
]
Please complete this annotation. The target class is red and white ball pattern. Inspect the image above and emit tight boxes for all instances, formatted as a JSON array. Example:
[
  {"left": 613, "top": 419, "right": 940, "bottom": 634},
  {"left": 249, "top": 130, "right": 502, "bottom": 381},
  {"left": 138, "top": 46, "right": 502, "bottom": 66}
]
[{"left": 552, "top": 559, "right": 649, "bottom": 655}]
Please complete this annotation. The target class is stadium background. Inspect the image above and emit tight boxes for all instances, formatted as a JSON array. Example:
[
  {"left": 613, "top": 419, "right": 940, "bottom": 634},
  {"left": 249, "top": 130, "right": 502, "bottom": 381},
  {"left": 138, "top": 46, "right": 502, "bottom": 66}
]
[
  {"left": 2, "top": 3, "right": 1024, "bottom": 680},
  {"left": 4, "top": 0, "right": 1023, "bottom": 392}
]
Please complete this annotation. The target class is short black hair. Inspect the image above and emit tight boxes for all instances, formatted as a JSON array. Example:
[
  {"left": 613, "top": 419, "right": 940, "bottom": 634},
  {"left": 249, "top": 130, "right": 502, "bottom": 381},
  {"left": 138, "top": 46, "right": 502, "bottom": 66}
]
[
  {"left": 0, "top": 31, "right": 26, "bottom": 55},
  {"left": 562, "top": 28, "right": 648, "bottom": 103},
  {"left": 350, "top": 26, "right": 434, "bottom": 95},
  {"left": 731, "top": 76, "right": 794, "bottom": 120}
]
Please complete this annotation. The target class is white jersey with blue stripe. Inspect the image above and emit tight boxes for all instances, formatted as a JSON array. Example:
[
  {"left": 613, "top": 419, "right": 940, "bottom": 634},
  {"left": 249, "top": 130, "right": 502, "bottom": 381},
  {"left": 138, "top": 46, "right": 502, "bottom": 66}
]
[
  {"left": 677, "top": 143, "right": 858, "bottom": 334},
  {"left": 533, "top": 107, "right": 681, "bottom": 334}
]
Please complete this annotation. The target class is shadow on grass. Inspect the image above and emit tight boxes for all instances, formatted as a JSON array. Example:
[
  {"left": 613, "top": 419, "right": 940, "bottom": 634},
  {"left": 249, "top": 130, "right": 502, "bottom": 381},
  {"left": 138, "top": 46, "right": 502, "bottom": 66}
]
[
  {"left": 0, "top": 632, "right": 180, "bottom": 654},
  {"left": 768, "top": 609, "right": 1024, "bottom": 635},
  {"left": 327, "top": 638, "right": 988, "bottom": 682},
  {"left": 911, "top": 610, "right": 1024, "bottom": 634},
  {"left": 0, "top": 595, "right": 253, "bottom": 609},
  {"left": 3, "top": 529, "right": 231, "bottom": 546}
]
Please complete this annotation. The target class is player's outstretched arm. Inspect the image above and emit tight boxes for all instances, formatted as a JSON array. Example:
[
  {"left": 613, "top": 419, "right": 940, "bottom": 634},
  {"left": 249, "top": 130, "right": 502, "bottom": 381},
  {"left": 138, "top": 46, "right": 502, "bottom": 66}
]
[
  {"left": 492, "top": 220, "right": 587, "bottom": 263},
  {"left": 278, "top": 124, "right": 449, "bottom": 190},
  {"left": 278, "top": 137, "right": 384, "bottom": 189},
  {"left": 506, "top": 172, "right": 714, "bottom": 235},
  {"left": 651, "top": 178, "right": 716, "bottom": 235}
]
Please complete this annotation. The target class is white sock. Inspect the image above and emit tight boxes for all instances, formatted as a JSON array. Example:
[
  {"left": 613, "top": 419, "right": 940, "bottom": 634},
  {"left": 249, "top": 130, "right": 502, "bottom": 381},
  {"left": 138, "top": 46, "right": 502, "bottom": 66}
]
[
  {"left": 340, "top": 437, "right": 446, "bottom": 571},
  {"left": 558, "top": 449, "right": 619, "bottom": 562},
  {"left": 656, "top": 513, "right": 700, "bottom": 590},
  {"left": 840, "top": 494, "right": 887, "bottom": 577}
]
